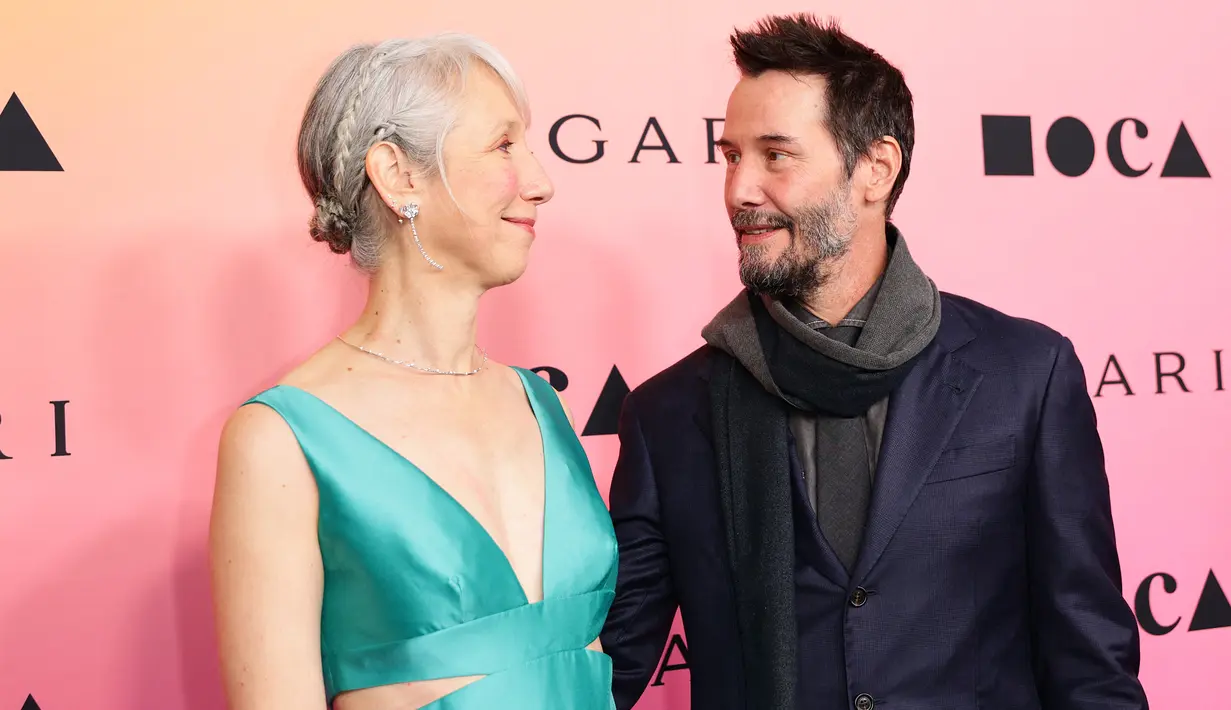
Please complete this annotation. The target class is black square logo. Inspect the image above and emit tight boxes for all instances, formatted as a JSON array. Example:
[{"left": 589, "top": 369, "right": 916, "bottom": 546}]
[{"left": 981, "top": 115, "right": 1033, "bottom": 176}]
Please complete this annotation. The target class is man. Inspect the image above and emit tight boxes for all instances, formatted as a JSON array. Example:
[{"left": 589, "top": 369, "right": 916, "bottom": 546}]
[{"left": 599, "top": 13, "right": 1148, "bottom": 710}]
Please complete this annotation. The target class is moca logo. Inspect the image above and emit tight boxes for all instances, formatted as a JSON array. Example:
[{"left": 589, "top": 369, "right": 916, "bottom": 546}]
[
  {"left": 1135, "top": 570, "right": 1231, "bottom": 635},
  {"left": 980, "top": 114, "right": 1209, "bottom": 178}
]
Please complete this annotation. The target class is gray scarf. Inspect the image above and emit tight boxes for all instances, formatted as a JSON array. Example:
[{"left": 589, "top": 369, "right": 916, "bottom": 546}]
[
  {"left": 702, "top": 225, "right": 941, "bottom": 406},
  {"left": 699, "top": 225, "right": 941, "bottom": 709}
]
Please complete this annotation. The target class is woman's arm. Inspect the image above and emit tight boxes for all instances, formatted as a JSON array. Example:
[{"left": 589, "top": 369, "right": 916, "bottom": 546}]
[{"left": 209, "top": 403, "right": 328, "bottom": 709}]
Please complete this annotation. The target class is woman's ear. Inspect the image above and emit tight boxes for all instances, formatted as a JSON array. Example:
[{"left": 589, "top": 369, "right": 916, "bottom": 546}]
[{"left": 365, "top": 142, "right": 419, "bottom": 217}]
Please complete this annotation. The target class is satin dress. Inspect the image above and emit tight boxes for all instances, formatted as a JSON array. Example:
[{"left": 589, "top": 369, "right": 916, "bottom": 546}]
[{"left": 244, "top": 368, "right": 618, "bottom": 708}]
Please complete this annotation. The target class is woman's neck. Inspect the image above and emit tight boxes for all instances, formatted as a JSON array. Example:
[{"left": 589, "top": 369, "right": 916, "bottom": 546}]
[{"left": 344, "top": 260, "right": 484, "bottom": 374}]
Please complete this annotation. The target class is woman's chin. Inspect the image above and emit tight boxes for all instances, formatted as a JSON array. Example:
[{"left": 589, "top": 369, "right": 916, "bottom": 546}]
[{"left": 480, "top": 259, "right": 530, "bottom": 289}]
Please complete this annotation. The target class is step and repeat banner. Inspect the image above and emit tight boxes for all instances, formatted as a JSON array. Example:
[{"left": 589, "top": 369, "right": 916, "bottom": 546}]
[{"left": 1, "top": 1, "right": 1227, "bottom": 708}]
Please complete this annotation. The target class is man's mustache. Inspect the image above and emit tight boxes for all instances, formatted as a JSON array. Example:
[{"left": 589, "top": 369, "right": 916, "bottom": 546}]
[{"left": 731, "top": 210, "right": 793, "bottom": 231}]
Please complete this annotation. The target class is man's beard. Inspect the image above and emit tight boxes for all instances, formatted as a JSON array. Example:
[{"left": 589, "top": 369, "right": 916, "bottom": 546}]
[{"left": 733, "top": 184, "right": 858, "bottom": 300}]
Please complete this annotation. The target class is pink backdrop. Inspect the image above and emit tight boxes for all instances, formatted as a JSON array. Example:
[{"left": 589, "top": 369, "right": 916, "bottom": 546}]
[{"left": 1, "top": 1, "right": 1228, "bottom": 708}]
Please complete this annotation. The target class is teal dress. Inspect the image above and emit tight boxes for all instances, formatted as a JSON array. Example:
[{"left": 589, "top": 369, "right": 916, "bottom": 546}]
[{"left": 243, "top": 367, "right": 618, "bottom": 709}]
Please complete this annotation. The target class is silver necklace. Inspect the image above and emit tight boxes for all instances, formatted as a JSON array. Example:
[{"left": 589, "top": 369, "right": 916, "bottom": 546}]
[{"left": 335, "top": 336, "right": 487, "bottom": 376}]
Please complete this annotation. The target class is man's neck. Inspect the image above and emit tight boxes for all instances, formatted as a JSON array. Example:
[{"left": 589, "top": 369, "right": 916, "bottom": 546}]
[{"left": 800, "top": 225, "right": 889, "bottom": 325}]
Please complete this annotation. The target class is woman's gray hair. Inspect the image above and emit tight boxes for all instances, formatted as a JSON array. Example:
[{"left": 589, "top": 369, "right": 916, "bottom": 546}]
[{"left": 297, "top": 34, "right": 529, "bottom": 271}]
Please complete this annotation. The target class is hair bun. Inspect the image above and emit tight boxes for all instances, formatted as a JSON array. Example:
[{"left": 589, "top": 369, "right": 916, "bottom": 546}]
[{"left": 309, "top": 196, "right": 354, "bottom": 254}]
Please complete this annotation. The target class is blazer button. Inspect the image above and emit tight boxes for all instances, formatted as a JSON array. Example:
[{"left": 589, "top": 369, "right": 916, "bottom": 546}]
[
  {"left": 849, "top": 587, "right": 868, "bottom": 607},
  {"left": 854, "top": 693, "right": 875, "bottom": 710}
]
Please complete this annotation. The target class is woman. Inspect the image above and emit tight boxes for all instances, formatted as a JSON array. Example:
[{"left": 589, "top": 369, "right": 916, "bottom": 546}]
[{"left": 208, "top": 34, "right": 617, "bottom": 709}]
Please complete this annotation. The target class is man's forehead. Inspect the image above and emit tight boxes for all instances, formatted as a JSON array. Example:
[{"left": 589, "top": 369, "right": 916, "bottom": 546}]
[{"left": 726, "top": 74, "right": 826, "bottom": 127}]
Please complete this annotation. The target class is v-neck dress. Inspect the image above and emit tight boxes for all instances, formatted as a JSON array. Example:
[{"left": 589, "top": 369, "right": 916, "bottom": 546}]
[{"left": 242, "top": 367, "right": 618, "bottom": 709}]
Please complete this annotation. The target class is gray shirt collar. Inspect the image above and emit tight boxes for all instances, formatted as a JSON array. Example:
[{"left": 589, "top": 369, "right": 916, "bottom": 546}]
[{"left": 784, "top": 272, "right": 885, "bottom": 340}]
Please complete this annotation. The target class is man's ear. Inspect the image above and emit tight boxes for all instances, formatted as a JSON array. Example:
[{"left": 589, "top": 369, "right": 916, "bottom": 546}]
[{"left": 860, "top": 136, "right": 902, "bottom": 209}]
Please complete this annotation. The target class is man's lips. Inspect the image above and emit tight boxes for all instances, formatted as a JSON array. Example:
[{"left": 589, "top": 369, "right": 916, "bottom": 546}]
[{"left": 736, "top": 225, "right": 784, "bottom": 244}]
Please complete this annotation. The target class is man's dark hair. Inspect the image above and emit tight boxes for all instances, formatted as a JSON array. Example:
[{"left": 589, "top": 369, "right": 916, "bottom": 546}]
[{"left": 731, "top": 14, "right": 914, "bottom": 217}]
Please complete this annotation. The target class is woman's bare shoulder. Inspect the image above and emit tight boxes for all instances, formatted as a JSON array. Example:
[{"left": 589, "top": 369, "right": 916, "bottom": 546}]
[
  {"left": 215, "top": 358, "right": 325, "bottom": 501},
  {"left": 508, "top": 363, "right": 575, "bottom": 428},
  {"left": 218, "top": 339, "right": 349, "bottom": 456}
]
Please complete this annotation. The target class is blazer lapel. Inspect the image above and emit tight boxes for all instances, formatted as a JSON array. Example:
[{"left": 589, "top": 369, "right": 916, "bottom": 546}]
[{"left": 852, "top": 311, "right": 981, "bottom": 582}]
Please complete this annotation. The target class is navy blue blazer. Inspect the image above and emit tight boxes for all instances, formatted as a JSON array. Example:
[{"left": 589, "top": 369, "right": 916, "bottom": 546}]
[{"left": 600, "top": 292, "right": 1148, "bottom": 710}]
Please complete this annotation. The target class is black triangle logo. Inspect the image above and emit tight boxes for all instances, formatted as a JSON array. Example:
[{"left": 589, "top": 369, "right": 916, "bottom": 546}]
[
  {"left": 1160, "top": 123, "right": 1209, "bottom": 178},
  {"left": 0, "top": 93, "right": 63, "bottom": 171},
  {"left": 21, "top": 695, "right": 42, "bottom": 710},
  {"left": 582, "top": 365, "right": 630, "bottom": 437},
  {"left": 1189, "top": 570, "right": 1231, "bottom": 631}
]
